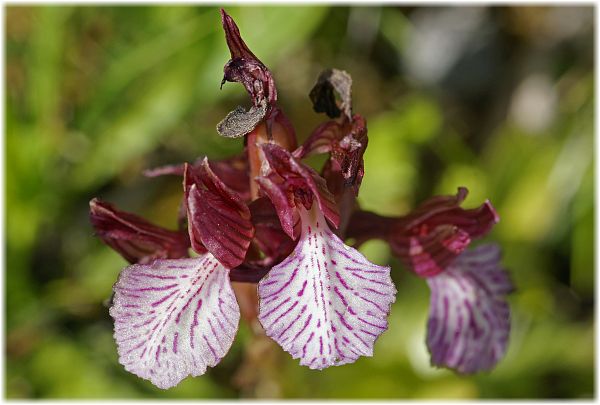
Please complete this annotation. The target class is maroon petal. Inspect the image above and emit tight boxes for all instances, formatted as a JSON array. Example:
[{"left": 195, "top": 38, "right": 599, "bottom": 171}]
[
  {"left": 221, "top": 9, "right": 258, "bottom": 65},
  {"left": 183, "top": 165, "right": 205, "bottom": 254},
  {"left": 144, "top": 154, "right": 251, "bottom": 202},
  {"left": 392, "top": 188, "right": 499, "bottom": 277},
  {"left": 209, "top": 154, "right": 251, "bottom": 202},
  {"left": 248, "top": 197, "right": 296, "bottom": 264},
  {"left": 293, "top": 121, "right": 339, "bottom": 160},
  {"left": 403, "top": 187, "right": 499, "bottom": 234},
  {"left": 143, "top": 163, "right": 185, "bottom": 178},
  {"left": 389, "top": 225, "right": 472, "bottom": 278},
  {"left": 255, "top": 175, "right": 300, "bottom": 240},
  {"left": 293, "top": 115, "right": 367, "bottom": 239},
  {"left": 257, "top": 143, "right": 340, "bottom": 239},
  {"left": 184, "top": 159, "right": 254, "bottom": 268},
  {"left": 220, "top": 9, "right": 277, "bottom": 107},
  {"left": 346, "top": 188, "right": 499, "bottom": 277},
  {"left": 347, "top": 211, "right": 471, "bottom": 279},
  {"left": 329, "top": 115, "right": 368, "bottom": 195},
  {"left": 306, "top": 116, "right": 367, "bottom": 210},
  {"left": 296, "top": 74, "right": 368, "bottom": 198},
  {"left": 89, "top": 199, "right": 190, "bottom": 264}
]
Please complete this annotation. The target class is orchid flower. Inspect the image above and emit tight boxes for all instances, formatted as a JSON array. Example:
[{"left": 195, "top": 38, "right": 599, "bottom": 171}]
[
  {"left": 255, "top": 143, "right": 396, "bottom": 369},
  {"left": 347, "top": 188, "right": 513, "bottom": 373},
  {"left": 89, "top": 9, "right": 513, "bottom": 390}
]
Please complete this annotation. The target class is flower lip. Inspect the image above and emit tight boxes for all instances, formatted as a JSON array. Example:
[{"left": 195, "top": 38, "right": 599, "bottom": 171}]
[
  {"left": 257, "top": 205, "right": 396, "bottom": 369},
  {"left": 110, "top": 255, "right": 240, "bottom": 389},
  {"left": 426, "top": 244, "right": 513, "bottom": 374}
]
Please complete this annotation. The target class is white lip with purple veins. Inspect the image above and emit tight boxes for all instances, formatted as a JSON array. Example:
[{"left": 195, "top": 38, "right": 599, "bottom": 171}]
[
  {"left": 110, "top": 255, "right": 240, "bottom": 389},
  {"left": 258, "top": 206, "right": 397, "bottom": 369},
  {"left": 426, "top": 244, "right": 513, "bottom": 374}
]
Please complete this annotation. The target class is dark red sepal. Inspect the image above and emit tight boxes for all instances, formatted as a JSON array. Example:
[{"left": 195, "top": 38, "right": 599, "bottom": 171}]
[
  {"left": 229, "top": 263, "right": 271, "bottom": 284},
  {"left": 184, "top": 158, "right": 254, "bottom": 268},
  {"left": 400, "top": 187, "right": 498, "bottom": 239},
  {"left": 347, "top": 187, "right": 499, "bottom": 278},
  {"left": 248, "top": 197, "right": 295, "bottom": 265},
  {"left": 89, "top": 198, "right": 190, "bottom": 264},
  {"left": 295, "top": 115, "right": 368, "bottom": 197},
  {"left": 257, "top": 143, "right": 340, "bottom": 240},
  {"left": 144, "top": 154, "right": 251, "bottom": 203},
  {"left": 220, "top": 9, "right": 277, "bottom": 107}
]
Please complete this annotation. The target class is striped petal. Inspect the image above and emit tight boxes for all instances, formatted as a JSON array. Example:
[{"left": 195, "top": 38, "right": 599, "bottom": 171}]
[
  {"left": 249, "top": 197, "right": 295, "bottom": 264},
  {"left": 390, "top": 187, "right": 499, "bottom": 277},
  {"left": 110, "top": 255, "right": 240, "bottom": 389},
  {"left": 220, "top": 9, "right": 277, "bottom": 106},
  {"left": 258, "top": 207, "right": 396, "bottom": 369},
  {"left": 426, "top": 244, "right": 513, "bottom": 374},
  {"left": 391, "top": 224, "right": 471, "bottom": 278},
  {"left": 294, "top": 114, "right": 368, "bottom": 197},
  {"left": 184, "top": 159, "right": 254, "bottom": 268},
  {"left": 258, "top": 143, "right": 340, "bottom": 240},
  {"left": 346, "top": 189, "right": 499, "bottom": 278},
  {"left": 145, "top": 154, "right": 251, "bottom": 202},
  {"left": 89, "top": 199, "right": 189, "bottom": 264}
]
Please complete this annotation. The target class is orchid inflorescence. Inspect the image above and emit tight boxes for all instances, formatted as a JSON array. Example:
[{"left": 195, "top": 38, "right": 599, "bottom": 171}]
[{"left": 89, "top": 10, "right": 513, "bottom": 390}]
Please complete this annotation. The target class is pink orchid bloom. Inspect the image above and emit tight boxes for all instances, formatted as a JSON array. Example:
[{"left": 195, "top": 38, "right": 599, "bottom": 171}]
[
  {"left": 255, "top": 143, "right": 396, "bottom": 369},
  {"left": 347, "top": 189, "right": 512, "bottom": 373},
  {"left": 89, "top": 9, "right": 513, "bottom": 389}
]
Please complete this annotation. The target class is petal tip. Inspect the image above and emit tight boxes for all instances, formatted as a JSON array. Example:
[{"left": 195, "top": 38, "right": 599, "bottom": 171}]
[
  {"left": 456, "top": 186, "right": 469, "bottom": 202},
  {"left": 484, "top": 199, "right": 500, "bottom": 224}
]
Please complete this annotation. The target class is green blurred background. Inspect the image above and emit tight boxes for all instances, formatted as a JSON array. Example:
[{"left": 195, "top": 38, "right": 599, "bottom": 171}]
[{"left": 5, "top": 5, "right": 594, "bottom": 399}]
